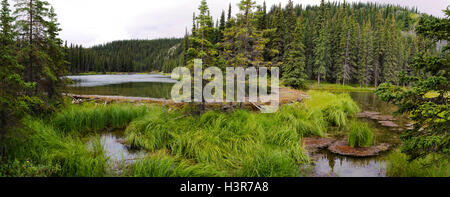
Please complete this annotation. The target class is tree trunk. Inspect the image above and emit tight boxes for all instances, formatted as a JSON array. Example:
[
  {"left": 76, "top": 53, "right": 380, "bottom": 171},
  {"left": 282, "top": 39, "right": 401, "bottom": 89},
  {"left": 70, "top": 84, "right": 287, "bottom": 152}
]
[{"left": 317, "top": 74, "right": 320, "bottom": 86}]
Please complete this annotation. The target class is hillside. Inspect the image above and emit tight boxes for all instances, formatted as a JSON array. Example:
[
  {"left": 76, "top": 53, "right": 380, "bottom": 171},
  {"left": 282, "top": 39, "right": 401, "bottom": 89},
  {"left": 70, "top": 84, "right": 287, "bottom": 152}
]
[{"left": 66, "top": 38, "right": 184, "bottom": 74}]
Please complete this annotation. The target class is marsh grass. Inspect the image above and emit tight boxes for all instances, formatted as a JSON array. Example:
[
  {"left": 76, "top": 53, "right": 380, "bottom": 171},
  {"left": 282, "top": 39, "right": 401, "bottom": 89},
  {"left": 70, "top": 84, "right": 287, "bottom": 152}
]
[
  {"left": 307, "top": 81, "right": 374, "bottom": 92},
  {"left": 348, "top": 121, "right": 374, "bottom": 148},
  {"left": 2, "top": 90, "right": 362, "bottom": 177},
  {"left": 126, "top": 153, "right": 226, "bottom": 177},
  {"left": 3, "top": 118, "right": 108, "bottom": 177},
  {"left": 51, "top": 103, "right": 151, "bottom": 134},
  {"left": 387, "top": 150, "right": 449, "bottom": 177},
  {"left": 305, "top": 91, "right": 360, "bottom": 128},
  {"left": 124, "top": 91, "right": 358, "bottom": 177}
]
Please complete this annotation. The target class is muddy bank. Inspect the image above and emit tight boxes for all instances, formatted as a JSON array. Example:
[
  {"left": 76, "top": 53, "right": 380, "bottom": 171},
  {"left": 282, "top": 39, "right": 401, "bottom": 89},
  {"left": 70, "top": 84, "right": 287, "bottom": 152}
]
[{"left": 65, "top": 87, "right": 308, "bottom": 108}]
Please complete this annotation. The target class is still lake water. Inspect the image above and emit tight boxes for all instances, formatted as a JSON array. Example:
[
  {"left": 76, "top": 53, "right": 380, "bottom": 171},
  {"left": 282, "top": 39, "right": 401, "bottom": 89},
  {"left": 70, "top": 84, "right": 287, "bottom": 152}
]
[
  {"left": 311, "top": 92, "right": 406, "bottom": 177},
  {"left": 67, "top": 74, "right": 177, "bottom": 99},
  {"left": 72, "top": 75, "right": 404, "bottom": 177}
]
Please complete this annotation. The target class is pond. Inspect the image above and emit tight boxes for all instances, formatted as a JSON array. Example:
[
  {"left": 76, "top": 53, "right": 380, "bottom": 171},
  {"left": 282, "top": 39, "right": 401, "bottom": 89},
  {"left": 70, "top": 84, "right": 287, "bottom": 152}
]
[
  {"left": 66, "top": 74, "right": 176, "bottom": 99},
  {"left": 88, "top": 130, "right": 146, "bottom": 176},
  {"left": 73, "top": 75, "right": 407, "bottom": 177},
  {"left": 311, "top": 91, "right": 408, "bottom": 177}
]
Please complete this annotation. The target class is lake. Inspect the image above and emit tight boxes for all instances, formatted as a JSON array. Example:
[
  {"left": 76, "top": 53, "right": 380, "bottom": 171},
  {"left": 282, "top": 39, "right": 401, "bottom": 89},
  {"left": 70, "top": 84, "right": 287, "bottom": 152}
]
[{"left": 66, "top": 74, "right": 177, "bottom": 99}]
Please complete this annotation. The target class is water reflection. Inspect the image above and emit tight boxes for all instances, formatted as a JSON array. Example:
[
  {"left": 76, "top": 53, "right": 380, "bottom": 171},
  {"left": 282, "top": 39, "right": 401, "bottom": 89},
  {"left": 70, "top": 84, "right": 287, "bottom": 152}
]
[
  {"left": 313, "top": 150, "right": 387, "bottom": 177},
  {"left": 312, "top": 91, "right": 408, "bottom": 177},
  {"left": 69, "top": 82, "right": 174, "bottom": 99},
  {"left": 67, "top": 74, "right": 177, "bottom": 87},
  {"left": 93, "top": 131, "right": 146, "bottom": 176}
]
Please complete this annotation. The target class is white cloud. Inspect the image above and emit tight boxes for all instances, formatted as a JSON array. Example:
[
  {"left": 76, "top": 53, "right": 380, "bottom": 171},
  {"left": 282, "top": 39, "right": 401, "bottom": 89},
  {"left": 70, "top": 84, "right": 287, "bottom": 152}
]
[{"left": 19, "top": 0, "right": 446, "bottom": 47}]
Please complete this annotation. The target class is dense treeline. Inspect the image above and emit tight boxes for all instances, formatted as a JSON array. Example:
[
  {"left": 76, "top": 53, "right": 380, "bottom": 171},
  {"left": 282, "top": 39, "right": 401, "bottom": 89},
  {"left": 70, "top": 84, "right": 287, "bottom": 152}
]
[
  {"left": 0, "top": 0, "right": 66, "bottom": 157},
  {"left": 376, "top": 9, "right": 449, "bottom": 161},
  {"left": 184, "top": 0, "right": 438, "bottom": 88},
  {"left": 66, "top": 39, "right": 184, "bottom": 74}
]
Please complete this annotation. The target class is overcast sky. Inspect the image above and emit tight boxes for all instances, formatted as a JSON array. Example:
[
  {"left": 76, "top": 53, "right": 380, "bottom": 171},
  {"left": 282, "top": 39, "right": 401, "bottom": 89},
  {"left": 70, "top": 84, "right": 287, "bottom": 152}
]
[{"left": 19, "top": 0, "right": 448, "bottom": 47}]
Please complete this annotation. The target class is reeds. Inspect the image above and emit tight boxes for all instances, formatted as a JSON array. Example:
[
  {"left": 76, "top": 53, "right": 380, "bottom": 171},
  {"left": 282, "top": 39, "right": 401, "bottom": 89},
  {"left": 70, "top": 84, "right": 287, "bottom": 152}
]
[
  {"left": 348, "top": 121, "right": 374, "bottom": 148},
  {"left": 305, "top": 91, "right": 360, "bottom": 128},
  {"left": 386, "top": 150, "right": 449, "bottom": 177},
  {"left": 2, "top": 90, "right": 363, "bottom": 177},
  {"left": 51, "top": 103, "right": 152, "bottom": 134},
  {"left": 2, "top": 118, "right": 107, "bottom": 177},
  {"left": 126, "top": 154, "right": 226, "bottom": 177}
]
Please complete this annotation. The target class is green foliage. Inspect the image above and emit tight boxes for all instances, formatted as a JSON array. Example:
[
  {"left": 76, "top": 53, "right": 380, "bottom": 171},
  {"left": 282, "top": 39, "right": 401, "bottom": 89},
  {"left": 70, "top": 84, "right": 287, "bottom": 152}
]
[
  {"left": 348, "top": 121, "right": 374, "bottom": 148},
  {"left": 313, "top": 0, "right": 330, "bottom": 85},
  {"left": 1, "top": 118, "right": 107, "bottom": 177},
  {"left": 0, "top": 0, "right": 36, "bottom": 158},
  {"left": 240, "top": 148, "right": 300, "bottom": 177},
  {"left": 124, "top": 91, "right": 358, "bottom": 177},
  {"left": 125, "top": 106, "right": 313, "bottom": 177},
  {"left": 375, "top": 8, "right": 449, "bottom": 160},
  {"left": 63, "top": 1, "right": 424, "bottom": 88},
  {"left": 307, "top": 81, "right": 374, "bottom": 92},
  {"left": 13, "top": 0, "right": 67, "bottom": 113},
  {"left": 305, "top": 91, "right": 360, "bottom": 115},
  {"left": 184, "top": 0, "right": 218, "bottom": 69},
  {"left": 283, "top": 16, "right": 307, "bottom": 89},
  {"left": 1, "top": 90, "right": 360, "bottom": 177},
  {"left": 220, "top": 0, "right": 269, "bottom": 68},
  {"left": 51, "top": 103, "right": 151, "bottom": 135},
  {"left": 387, "top": 150, "right": 449, "bottom": 177},
  {"left": 126, "top": 154, "right": 225, "bottom": 177},
  {"left": 66, "top": 39, "right": 184, "bottom": 74}
]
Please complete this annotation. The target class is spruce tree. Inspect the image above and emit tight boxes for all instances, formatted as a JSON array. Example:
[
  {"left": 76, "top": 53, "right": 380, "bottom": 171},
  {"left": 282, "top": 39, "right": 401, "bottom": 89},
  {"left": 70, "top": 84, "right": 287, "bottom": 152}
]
[
  {"left": 185, "top": 0, "right": 217, "bottom": 68},
  {"left": 218, "top": 10, "right": 226, "bottom": 42},
  {"left": 271, "top": 4, "right": 284, "bottom": 64},
  {"left": 282, "top": 16, "right": 307, "bottom": 89},
  {"left": 358, "top": 21, "right": 373, "bottom": 87},
  {"left": 0, "top": 0, "right": 34, "bottom": 158},
  {"left": 13, "top": 0, "right": 66, "bottom": 112},
  {"left": 44, "top": 6, "right": 67, "bottom": 102},
  {"left": 221, "top": 0, "right": 268, "bottom": 68},
  {"left": 376, "top": 9, "right": 449, "bottom": 160},
  {"left": 383, "top": 15, "right": 400, "bottom": 85},
  {"left": 313, "top": 0, "right": 329, "bottom": 85},
  {"left": 283, "top": 0, "right": 296, "bottom": 57},
  {"left": 372, "top": 11, "right": 385, "bottom": 87}
]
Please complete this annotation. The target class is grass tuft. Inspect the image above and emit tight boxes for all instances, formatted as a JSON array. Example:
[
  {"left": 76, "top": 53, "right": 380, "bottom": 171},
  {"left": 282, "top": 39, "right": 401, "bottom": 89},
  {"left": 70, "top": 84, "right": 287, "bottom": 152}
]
[{"left": 347, "top": 121, "right": 374, "bottom": 148}]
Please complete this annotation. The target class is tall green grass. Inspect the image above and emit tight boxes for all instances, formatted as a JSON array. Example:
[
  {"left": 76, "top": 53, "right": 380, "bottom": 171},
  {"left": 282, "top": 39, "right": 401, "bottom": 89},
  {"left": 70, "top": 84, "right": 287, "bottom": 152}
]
[
  {"left": 51, "top": 103, "right": 152, "bottom": 134},
  {"left": 2, "top": 118, "right": 107, "bottom": 177},
  {"left": 307, "top": 81, "right": 374, "bottom": 92},
  {"left": 1, "top": 103, "right": 162, "bottom": 177},
  {"left": 2, "top": 90, "right": 362, "bottom": 177},
  {"left": 387, "top": 150, "right": 449, "bottom": 177},
  {"left": 347, "top": 121, "right": 374, "bottom": 148},
  {"left": 240, "top": 147, "right": 301, "bottom": 177},
  {"left": 125, "top": 101, "right": 361, "bottom": 176},
  {"left": 126, "top": 153, "right": 226, "bottom": 177},
  {"left": 123, "top": 91, "right": 359, "bottom": 177},
  {"left": 305, "top": 91, "right": 360, "bottom": 128}
]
